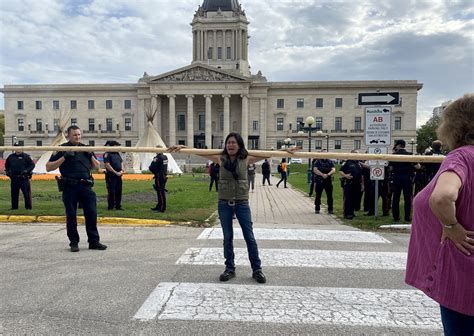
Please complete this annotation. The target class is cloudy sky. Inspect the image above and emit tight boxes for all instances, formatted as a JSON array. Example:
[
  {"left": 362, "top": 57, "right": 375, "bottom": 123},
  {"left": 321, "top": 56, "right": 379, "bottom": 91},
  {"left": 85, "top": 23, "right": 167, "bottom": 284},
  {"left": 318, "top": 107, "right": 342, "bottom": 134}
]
[{"left": 1, "top": 0, "right": 473, "bottom": 126}]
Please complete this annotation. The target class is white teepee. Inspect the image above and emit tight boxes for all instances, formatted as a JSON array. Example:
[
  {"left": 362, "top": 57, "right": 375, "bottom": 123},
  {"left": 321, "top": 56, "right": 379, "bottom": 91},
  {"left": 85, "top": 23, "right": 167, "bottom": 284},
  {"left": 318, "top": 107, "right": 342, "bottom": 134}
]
[
  {"left": 33, "top": 107, "right": 72, "bottom": 174},
  {"left": 132, "top": 97, "right": 182, "bottom": 174}
]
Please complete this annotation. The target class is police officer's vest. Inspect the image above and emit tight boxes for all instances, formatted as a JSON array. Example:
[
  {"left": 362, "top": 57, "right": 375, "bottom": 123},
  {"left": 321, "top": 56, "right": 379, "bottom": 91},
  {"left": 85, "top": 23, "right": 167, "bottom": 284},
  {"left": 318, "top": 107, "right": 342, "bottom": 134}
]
[
  {"left": 316, "top": 159, "right": 333, "bottom": 174},
  {"left": 218, "top": 157, "right": 249, "bottom": 201},
  {"left": 150, "top": 154, "right": 168, "bottom": 176}
]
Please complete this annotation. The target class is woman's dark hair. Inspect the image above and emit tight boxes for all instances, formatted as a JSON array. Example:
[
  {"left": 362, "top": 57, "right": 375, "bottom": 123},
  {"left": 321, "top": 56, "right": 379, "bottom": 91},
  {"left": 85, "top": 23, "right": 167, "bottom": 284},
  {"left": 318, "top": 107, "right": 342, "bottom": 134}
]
[
  {"left": 222, "top": 132, "right": 248, "bottom": 160},
  {"left": 281, "top": 158, "right": 286, "bottom": 163}
]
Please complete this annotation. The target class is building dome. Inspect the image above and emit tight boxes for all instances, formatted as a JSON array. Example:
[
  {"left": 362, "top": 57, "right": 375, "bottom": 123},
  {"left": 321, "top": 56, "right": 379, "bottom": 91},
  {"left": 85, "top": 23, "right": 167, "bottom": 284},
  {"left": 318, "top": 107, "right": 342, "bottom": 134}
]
[{"left": 201, "top": 0, "right": 240, "bottom": 12}]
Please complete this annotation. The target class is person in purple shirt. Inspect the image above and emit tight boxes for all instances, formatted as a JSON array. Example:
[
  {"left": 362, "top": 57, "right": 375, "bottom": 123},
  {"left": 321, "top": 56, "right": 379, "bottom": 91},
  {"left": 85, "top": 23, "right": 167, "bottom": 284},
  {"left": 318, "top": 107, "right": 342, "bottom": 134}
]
[{"left": 405, "top": 94, "right": 474, "bottom": 336}]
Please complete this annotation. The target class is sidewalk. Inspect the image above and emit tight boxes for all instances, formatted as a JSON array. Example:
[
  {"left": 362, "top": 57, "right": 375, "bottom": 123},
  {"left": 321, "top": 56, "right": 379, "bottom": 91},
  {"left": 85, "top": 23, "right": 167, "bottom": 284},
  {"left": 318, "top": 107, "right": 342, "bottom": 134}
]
[{"left": 248, "top": 174, "right": 346, "bottom": 230}]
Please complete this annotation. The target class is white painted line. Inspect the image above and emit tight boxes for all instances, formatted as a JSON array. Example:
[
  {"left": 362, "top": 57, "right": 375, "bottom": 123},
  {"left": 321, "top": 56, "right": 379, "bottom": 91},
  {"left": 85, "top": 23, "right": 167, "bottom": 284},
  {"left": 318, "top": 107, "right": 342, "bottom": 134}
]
[
  {"left": 133, "top": 282, "right": 177, "bottom": 321},
  {"left": 198, "top": 228, "right": 391, "bottom": 243},
  {"left": 176, "top": 248, "right": 407, "bottom": 270},
  {"left": 133, "top": 282, "right": 441, "bottom": 330}
]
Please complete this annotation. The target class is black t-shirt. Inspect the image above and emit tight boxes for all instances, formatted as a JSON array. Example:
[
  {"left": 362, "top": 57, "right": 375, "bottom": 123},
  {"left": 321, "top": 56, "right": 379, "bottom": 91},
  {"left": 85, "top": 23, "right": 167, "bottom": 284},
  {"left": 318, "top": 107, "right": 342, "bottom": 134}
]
[
  {"left": 262, "top": 161, "right": 270, "bottom": 174},
  {"left": 6, "top": 153, "right": 35, "bottom": 175},
  {"left": 49, "top": 142, "right": 94, "bottom": 179},
  {"left": 149, "top": 153, "right": 168, "bottom": 177},
  {"left": 341, "top": 160, "right": 363, "bottom": 179},
  {"left": 390, "top": 149, "right": 415, "bottom": 176},
  {"left": 104, "top": 152, "right": 123, "bottom": 173},
  {"left": 313, "top": 159, "right": 335, "bottom": 175}
]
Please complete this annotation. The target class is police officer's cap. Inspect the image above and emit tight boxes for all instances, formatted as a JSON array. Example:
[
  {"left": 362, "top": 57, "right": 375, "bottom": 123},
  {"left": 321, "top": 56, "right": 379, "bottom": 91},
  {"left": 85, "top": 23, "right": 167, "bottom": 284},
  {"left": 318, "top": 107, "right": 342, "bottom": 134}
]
[{"left": 105, "top": 140, "right": 121, "bottom": 146}]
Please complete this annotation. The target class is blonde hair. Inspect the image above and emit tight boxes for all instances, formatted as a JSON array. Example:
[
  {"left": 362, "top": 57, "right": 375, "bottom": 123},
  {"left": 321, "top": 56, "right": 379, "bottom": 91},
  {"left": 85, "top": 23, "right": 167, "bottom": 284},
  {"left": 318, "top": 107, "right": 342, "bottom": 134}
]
[{"left": 437, "top": 94, "right": 474, "bottom": 150}]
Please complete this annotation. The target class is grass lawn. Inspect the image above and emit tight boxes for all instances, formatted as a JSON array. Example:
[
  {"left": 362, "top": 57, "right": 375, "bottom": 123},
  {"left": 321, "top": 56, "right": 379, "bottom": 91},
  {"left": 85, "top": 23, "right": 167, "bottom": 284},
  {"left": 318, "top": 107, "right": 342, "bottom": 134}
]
[
  {"left": 286, "top": 163, "right": 411, "bottom": 230},
  {"left": 0, "top": 174, "right": 218, "bottom": 225}
]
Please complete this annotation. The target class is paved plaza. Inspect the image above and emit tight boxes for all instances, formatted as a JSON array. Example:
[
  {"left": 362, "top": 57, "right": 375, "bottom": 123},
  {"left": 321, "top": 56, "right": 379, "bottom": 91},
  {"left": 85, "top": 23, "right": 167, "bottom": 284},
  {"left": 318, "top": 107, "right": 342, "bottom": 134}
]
[{"left": 0, "top": 177, "right": 441, "bottom": 335}]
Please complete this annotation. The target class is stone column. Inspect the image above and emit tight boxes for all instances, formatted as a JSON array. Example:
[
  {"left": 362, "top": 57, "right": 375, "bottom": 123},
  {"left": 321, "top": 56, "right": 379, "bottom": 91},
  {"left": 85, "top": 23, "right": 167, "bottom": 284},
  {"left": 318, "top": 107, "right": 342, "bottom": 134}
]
[
  {"left": 204, "top": 94, "right": 212, "bottom": 148},
  {"left": 223, "top": 94, "right": 231, "bottom": 137},
  {"left": 241, "top": 94, "right": 249, "bottom": 148},
  {"left": 213, "top": 30, "right": 217, "bottom": 60},
  {"left": 259, "top": 98, "right": 267, "bottom": 149},
  {"left": 186, "top": 95, "right": 194, "bottom": 148},
  {"left": 204, "top": 30, "right": 208, "bottom": 61},
  {"left": 168, "top": 95, "right": 176, "bottom": 146}
]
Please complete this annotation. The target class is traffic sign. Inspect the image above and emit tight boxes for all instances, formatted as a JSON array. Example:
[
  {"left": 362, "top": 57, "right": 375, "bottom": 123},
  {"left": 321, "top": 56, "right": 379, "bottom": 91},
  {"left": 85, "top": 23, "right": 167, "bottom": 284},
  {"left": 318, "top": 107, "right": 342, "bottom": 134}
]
[
  {"left": 358, "top": 92, "right": 399, "bottom": 105},
  {"left": 365, "top": 106, "right": 392, "bottom": 146},
  {"left": 370, "top": 166, "right": 385, "bottom": 180},
  {"left": 367, "top": 146, "right": 389, "bottom": 166}
]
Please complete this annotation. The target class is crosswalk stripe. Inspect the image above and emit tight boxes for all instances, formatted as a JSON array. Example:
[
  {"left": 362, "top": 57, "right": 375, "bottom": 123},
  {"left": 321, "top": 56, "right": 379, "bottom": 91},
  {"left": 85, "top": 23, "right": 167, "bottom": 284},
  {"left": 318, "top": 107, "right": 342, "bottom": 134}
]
[
  {"left": 176, "top": 248, "right": 407, "bottom": 270},
  {"left": 133, "top": 282, "right": 441, "bottom": 330},
  {"left": 197, "top": 228, "right": 391, "bottom": 243}
]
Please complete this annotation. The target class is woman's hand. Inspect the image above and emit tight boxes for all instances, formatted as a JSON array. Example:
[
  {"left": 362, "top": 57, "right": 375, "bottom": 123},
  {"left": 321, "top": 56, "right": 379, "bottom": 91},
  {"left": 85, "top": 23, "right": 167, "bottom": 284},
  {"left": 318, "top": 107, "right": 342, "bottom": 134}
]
[
  {"left": 167, "top": 145, "right": 187, "bottom": 153},
  {"left": 442, "top": 224, "right": 474, "bottom": 256}
]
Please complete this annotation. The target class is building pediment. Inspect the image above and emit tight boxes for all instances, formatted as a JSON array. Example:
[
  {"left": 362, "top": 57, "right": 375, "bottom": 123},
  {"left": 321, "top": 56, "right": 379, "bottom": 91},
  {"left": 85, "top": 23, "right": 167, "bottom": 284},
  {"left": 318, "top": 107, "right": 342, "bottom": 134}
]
[{"left": 143, "top": 64, "right": 249, "bottom": 83}]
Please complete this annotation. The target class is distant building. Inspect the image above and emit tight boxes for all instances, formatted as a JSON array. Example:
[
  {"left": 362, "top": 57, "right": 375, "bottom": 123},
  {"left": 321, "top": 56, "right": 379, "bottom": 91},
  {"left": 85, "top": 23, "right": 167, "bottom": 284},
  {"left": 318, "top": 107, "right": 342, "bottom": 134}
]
[
  {"left": 432, "top": 101, "right": 451, "bottom": 117},
  {"left": 1, "top": 0, "right": 421, "bottom": 157}
]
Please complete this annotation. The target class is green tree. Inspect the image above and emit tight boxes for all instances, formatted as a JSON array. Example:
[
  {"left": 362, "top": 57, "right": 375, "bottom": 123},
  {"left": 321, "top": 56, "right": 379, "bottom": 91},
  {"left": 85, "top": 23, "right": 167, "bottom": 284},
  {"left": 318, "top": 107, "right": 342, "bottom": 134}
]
[{"left": 416, "top": 114, "right": 441, "bottom": 154}]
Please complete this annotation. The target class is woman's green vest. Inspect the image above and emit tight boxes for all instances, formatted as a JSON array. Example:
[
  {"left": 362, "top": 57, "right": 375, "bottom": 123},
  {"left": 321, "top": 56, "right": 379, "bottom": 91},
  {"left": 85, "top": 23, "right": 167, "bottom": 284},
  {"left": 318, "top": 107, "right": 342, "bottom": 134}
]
[{"left": 218, "top": 156, "right": 249, "bottom": 200}]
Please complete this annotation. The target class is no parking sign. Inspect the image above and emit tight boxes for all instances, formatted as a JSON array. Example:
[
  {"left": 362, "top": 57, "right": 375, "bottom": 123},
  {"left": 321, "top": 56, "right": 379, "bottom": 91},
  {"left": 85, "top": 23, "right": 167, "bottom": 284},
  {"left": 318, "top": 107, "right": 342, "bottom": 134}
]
[{"left": 370, "top": 166, "right": 385, "bottom": 180}]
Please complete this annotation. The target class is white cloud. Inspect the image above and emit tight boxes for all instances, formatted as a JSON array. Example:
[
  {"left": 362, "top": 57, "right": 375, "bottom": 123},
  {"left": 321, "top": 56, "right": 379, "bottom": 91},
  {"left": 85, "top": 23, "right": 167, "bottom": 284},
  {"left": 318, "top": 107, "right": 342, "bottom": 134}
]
[{"left": 1, "top": 0, "right": 473, "bottom": 126}]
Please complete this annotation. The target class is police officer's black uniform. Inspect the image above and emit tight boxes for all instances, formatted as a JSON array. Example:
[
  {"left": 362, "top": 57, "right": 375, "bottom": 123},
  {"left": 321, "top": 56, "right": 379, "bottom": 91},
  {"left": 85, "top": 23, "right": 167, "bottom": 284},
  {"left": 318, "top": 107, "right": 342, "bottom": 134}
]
[
  {"left": 308, "top": 159, "right": 317, "bottom": 197},
  {"left": 209, "top": 163, "right": 220, "bottom": 191},
  {"left": 5, "top": 149, "right": 35, "bottom": 210},
  {"left": 261, "top": 160, "right": 271, "bottom": 186},
  {"left": 389, "top": 147, "right": 416, "bottom": 222},
  {"left": 149, "top": 153, "right": 168, "bottom": 212},
  {"left": 340, "top": 160, "right": 363, "bottom": 219},
  {"left": 313, "top": 159, "right": 335, "bottom": 214},
  {"left": 104, "top": 149, "right": 123, "bottom": 210},
  {"left": 362, "top": 163, "right": 375, "bottom": 215},
  {"left": 49, "top": 142, "right": 102, "bottom": 249}
]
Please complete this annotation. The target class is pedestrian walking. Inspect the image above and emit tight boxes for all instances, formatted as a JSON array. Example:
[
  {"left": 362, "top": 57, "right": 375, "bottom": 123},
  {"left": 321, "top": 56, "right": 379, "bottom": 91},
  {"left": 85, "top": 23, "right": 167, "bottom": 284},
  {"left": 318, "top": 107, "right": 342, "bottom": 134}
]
[
  {"left": 5, "top": 143, "right": 35, "bottom": 210},
  {"left": 276, "top": 158, "right": 287, "bottom": 188},
  {"left": 261, "top": 159, "right": 272, "bottom": 186},
  {"left": 149, "top": 146, "right": 168, "bottom": 213}
]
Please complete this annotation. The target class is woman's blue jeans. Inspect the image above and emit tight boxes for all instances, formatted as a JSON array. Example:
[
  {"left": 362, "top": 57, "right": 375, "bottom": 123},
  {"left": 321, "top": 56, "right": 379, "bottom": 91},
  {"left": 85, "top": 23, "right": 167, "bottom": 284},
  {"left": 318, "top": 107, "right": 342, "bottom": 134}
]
[
  {"left": 218, "top": 200, "right": 262, "bottom": 273},
  {"left": 440, "top": 305, "right": 474, "bottom": 336}
]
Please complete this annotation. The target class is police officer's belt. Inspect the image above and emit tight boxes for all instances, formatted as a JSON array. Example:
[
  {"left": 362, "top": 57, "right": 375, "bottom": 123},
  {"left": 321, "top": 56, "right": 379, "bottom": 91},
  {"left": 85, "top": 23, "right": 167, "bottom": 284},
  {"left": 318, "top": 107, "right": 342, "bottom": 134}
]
[{"left": 61, "top": 177, "right": 94, "bottom": 186}]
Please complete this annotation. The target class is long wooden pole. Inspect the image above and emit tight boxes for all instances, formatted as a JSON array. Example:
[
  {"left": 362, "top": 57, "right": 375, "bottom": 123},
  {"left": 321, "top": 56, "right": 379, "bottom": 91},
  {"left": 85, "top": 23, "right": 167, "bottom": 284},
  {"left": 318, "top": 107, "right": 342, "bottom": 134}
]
[{"left": 0, "top": 145, "right": 445, "bottom": 163}]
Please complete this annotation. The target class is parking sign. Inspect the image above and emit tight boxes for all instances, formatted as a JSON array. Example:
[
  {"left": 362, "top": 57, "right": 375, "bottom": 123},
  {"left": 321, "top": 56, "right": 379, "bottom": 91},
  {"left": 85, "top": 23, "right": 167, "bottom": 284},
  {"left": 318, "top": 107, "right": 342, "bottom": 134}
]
[{"left": 365, "top": 106, "right": 392, "bottom": 146}]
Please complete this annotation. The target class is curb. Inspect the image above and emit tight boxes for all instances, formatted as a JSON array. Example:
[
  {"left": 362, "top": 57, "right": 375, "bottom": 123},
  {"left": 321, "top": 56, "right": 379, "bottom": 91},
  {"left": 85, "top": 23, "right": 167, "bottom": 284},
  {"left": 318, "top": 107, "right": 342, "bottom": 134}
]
[{"left": 0, "top": 215, "right": 185, "bottom": 227}]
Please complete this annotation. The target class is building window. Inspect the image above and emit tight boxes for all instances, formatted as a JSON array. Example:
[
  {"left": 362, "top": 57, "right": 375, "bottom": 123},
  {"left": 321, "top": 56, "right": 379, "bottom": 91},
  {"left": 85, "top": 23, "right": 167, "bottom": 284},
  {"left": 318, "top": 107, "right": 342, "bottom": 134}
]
[
  {"left": 354, "top": 140, "right": 361, "bottom": 150},
  {"left": 354, "top": 116, "right": 362, "bottom": 130},
  {"left": 106, "top": 118, "right": 113, "bottom": 132},
  {"left": 125, "top": 140, "right": 132, "bottom": 147},
  {"left": 53, "top": 119, "right": 59, "bottom": 132},
  {"left": 219, "top": 114, "right": 224, "bottom": 131},
  {"left": 208, "top": 47, "right": 213, "bottom": 59},
  {"left": 296, "top": 117, "right": 304, "bottom": 131},
  {"left": 18, "top": 118, "right": 24, "bottom": 131},
  {"left": 315, "top": 139, "right": 322, "bottom": 150},
  {"left": 35, "top": 101, "right": 42, "bottom": 110},
  {"left": 177, "top": 114, "right": 186, "bottom": 131},
  {"left": 36, "top": 119, "right": 43, "bottom": 132},
  {"left": 217, "top": 47, "right": 222, "bottom": 60},
  {"left": 198, "top": 114, "right": 205, "bottom": 131},
  {"left": 53, "top": 100, "right": 60, "bottom": 110},
  {"left": 88, "top": 118, "right": 95, "bottom": 131},
  {"left": 89, "top": 140, "right": 95, "bottom": 147},
  {"left": 70, "top": 100, "right": 77, "bottom": 109},
  {"left": 250, "top": 138, "right": 259, "bottom": 150},
  {"left": 335, "top": 117, "right": 342, "bottom": 131},
  {"left": 71, "top": 118, "right": 77, "bottom": 127},
  {"left": 315, "top": 117, "right": 323, "bottom": 131},
  {"left": 296, "top": 140, "right": 303, "bottom": 149},
  {"left": 335, "top": 97, "right": 343, "bottom": 108},
  {"left": 277, "top": 99, "right": 284, "bottom": 108},
  {"left": 335, "top": 139, "right": 342, "bottom": 150},
  {"left": 276, "top": 140, "right": 284, "bottom": 149},
  {"left": 297, "top": 98, "right": 304, "bottom": 108},
  {"left": 17, "top": 101, "right": 24, "bottom": 110},
  {"left": 88, "top": 100, "right": 95, "bottom": 110},
  {"left": 106, "top": 100, "right": 113, "bottom": 109},
  {"left": 316, "top": 98, "right": 323, "bottom": 108},
  {"left": 226, "top": 47, "right": 231, "bottom": 59},
  {"left": 252, "top": 120, "right": 258, "bottom": 131},
  {"left": 395, "top": 116, "right": 402, "bottom": 130},
  {"left": 276, "top": 117, "right": 284, "bottom": 131},
  {"left": 35, "top": 140, "right": 42, "bottom": 146},
  {"left": 125, "top": 118, "right": 132, "bottom": 131},
  {"left": 124, "top": 100, "right": 131, "bottom": 109}
]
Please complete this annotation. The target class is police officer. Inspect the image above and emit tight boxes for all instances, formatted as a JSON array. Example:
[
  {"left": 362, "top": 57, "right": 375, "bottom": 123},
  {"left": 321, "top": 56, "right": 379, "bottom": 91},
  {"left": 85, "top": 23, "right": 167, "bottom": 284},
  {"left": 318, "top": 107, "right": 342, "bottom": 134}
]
[
  {"left": 389, "top": 139, "right": 416, "bottom": 222},
  {"left": 5, "top": 143, "right": 35, "bottom": 210},
  {"left": 423, "top": 140, "right": 443, "bottom": 184},
  {"left": 308, "top": 158, "right": 317, "bottom": 197},
  {"left": 339, "top": 150, "right": 363, "bottom": 219},
  {"left": 46, "top": 125, "right": 107, "bottom": 252},
  {"left": 313, "top": 153, "right": 335, "bottom": 214},
  {"left": 149, "top": 146, "right": 168, "bottom": 212},
  {"left": 104, "top": 140, "right": 124, "bottom": 210}
]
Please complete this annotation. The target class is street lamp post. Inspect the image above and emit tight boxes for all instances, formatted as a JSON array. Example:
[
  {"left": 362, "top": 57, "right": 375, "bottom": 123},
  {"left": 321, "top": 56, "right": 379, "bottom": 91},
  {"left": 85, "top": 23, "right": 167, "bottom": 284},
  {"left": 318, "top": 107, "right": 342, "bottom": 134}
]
[
  {"left": 283, "top": 137, "right": 294, "bottom": 176},
  {"left": 298, "top": 116, "right": 317, "bottom": 184},
  {"left": 316, "top": 130, "right": 330, "bottom": 152},
  {"left": 409, "top": 138, "right": 416, "bottom": 154}
]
